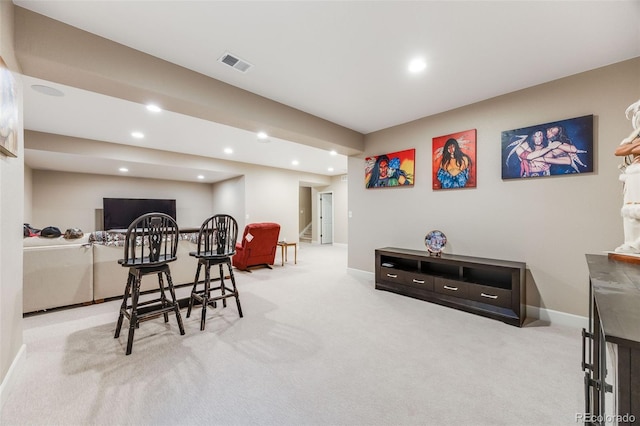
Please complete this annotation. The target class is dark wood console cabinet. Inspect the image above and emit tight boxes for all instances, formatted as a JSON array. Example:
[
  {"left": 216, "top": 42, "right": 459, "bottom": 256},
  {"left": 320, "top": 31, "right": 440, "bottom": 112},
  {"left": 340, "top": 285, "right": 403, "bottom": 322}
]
[
  {"left": 375, "top": 247, "right": 526, "bottom": 327},
  {"left": 583, "top": 254, "right": 640, "bottom": 425}
]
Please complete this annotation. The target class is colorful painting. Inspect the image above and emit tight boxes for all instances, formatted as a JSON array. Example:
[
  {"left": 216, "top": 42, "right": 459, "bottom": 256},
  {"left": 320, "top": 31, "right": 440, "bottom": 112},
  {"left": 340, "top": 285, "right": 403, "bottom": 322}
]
[
  {"left": 501, "top": 115, "right": 593, "bottom": 179},
  {"left": 0, "top": 56, "right": 18, "bottom": 157},
  {"left": 432, "top": 129, "right": 476, "bottom": 190},
  {"left": 365, "top": 148, "right": 415, "bottom": 188}
]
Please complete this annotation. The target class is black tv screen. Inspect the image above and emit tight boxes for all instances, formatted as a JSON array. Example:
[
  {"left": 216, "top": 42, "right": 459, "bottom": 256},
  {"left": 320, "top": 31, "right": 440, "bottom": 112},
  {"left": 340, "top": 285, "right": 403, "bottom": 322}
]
[{"left": 103, "top": 198, "right": 177, "bottom": 230}]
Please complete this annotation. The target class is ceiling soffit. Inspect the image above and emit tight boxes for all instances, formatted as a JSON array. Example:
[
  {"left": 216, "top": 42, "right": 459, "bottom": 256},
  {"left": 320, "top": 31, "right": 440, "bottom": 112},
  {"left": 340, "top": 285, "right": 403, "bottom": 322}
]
[{"left": 14, "top": 7, "right": 364, "bottom": 157}]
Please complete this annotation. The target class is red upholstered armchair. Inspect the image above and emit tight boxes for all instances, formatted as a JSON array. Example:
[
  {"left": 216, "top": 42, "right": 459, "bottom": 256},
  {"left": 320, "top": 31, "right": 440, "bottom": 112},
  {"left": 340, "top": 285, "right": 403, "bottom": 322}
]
[{"left": 232, "top": 223, "right": 281, "bottom": 271}]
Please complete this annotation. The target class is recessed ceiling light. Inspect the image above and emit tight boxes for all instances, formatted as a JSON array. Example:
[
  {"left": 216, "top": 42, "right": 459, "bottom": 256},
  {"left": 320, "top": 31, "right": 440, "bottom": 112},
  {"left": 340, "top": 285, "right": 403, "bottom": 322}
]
[
  {"left": 197, "top": 175, "right": 205, "bottom": 180},
  {"left": 131, "top": 131, "right": 144, "bottom": 139},
  {"left": 224, "top": 148, "right": 233, "bottom": 154},
  {"left": 119, "top": 167, "right": 129, "bottom": 173},
  {"left": 257, "top": 132, "right": 269, "bottom": 140},
  {"left": 328, "top": 167, "right": 334, "bottom": 172},
  {"left": 408, "top": 58, "right": 427, "bottom": 73},
  {"left": 292, "top": 160, "right": 299, "bottom": 166},
  {"left": 146, "top": 104, "right": 161, "bottom": 113},
  {"left": 329, "top": 150, "right": 337, "bottom": 156},
  {"left": 31, "top": 84, "right": 64, "bottom": 97}
]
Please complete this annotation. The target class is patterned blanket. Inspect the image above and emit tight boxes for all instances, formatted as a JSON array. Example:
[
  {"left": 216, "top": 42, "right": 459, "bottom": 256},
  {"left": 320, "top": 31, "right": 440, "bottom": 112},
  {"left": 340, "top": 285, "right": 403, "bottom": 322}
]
[{"left": 89, "top": 231, "right": 199, "bottom": 247}]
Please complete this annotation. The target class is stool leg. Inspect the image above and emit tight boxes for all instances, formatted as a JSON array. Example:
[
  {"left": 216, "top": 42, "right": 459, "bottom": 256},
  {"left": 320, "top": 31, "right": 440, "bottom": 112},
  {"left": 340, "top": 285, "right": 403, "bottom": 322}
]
[
  {"left": 219, "top": 263, "right": 227, "bottom": 308},
  {"left": 164, "top": 269, "right": 185, "bottom": 335},
  {"left": 200, "top": 261, "right": 211, "bottom": 331},
  {"left": 157, "top": 272, "right": 169, "bottom": 323},
  {"left": 115, "top": 272, "right": 134, "bottom": 338},
  {"left": 125, "top": 273, "right": 142, "bottom": 355},
  {"left": 227, "top": 260, "right": 243, "bottom": 318},
  {"left": 187, "top": 262, "right": 202, "bottom": 318}
]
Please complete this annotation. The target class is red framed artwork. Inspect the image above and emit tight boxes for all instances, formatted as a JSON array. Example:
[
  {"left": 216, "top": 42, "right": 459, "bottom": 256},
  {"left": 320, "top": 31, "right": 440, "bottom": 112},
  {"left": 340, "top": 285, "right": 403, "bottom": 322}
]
[
  {"left": 432, "top": 129, "right": 476, "bottom": 190},
  {"left": 365, "top": 148, "right": 415, "bottom": 188}
]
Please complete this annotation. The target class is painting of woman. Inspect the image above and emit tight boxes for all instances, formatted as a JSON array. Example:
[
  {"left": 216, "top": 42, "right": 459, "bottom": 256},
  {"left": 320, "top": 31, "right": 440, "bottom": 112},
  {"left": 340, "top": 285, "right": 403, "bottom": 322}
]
[{"left": 432, "top": 130, "right": 476, "bottom": 190}]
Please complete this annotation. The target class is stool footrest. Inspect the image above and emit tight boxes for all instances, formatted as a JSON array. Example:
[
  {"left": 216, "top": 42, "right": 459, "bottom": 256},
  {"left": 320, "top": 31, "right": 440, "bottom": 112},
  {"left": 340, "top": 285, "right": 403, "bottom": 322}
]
[{"left": 122, "top": 303, "right": 180, "bottom": 320}]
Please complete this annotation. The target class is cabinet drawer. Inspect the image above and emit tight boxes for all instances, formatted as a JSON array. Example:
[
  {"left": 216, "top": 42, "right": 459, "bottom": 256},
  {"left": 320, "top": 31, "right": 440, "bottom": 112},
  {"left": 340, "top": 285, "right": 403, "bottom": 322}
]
[
  {"left": 380, "top": 267, "right": 409, "bottom": 285},
  {"left": 403, "top": 273, "right": 434, "bottom": 291},
  {"left": 380, "top": 268, "right": 434, "bottom": 291},
  {"left": 468, "top": 285, "right": 512, "bottom": 309},
  {"left": 434, "top": 277, "right": 468, "bottom": 299}
]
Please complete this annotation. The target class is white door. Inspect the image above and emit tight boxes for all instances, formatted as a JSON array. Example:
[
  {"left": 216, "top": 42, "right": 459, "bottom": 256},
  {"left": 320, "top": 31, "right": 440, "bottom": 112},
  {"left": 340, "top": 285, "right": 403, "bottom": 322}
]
[{"left": 320, "top": 192, "right": 333, "bottom": 244}]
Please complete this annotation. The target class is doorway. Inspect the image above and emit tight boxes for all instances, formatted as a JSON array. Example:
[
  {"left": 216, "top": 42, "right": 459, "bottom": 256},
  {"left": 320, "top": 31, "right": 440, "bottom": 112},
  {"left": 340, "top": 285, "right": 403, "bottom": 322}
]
[{"left": 320, "top": 192, "right": 333, "bottom": 244}]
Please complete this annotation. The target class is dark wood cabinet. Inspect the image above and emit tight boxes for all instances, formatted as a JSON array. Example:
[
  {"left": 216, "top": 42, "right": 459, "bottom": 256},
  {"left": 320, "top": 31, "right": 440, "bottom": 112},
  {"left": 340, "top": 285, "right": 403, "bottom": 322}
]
[
  {"left": 375, "top": 247, "right": 526, "bottom": 327},
  {"left": 583, "top": 254, "right": 640, "bottom": 425}
]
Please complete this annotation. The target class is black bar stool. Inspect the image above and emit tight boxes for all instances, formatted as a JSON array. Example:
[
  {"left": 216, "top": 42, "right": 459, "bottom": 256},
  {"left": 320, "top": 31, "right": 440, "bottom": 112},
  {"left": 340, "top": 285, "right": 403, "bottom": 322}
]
[
  {"left": 187, "top": 214, "right": 243, "bottom": 330},
  {"left": 114, "top": 213, "right": 185, "bottom": 355}
]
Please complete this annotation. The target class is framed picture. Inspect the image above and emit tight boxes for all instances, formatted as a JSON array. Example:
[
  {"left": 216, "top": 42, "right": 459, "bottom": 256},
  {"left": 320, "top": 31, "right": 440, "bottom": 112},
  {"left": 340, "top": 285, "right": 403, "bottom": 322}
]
[
  {"left": 432, "top": 129, "right": 476, "bottom": 190},
  {"left": 365, "top": 148, "right": 415, "bottom": 188},
  {"left": 0, "top": 56, "right": 18, "bottom": 157},
  {"left": 501, "top": 114, "right": 593, "bottom": 179}
]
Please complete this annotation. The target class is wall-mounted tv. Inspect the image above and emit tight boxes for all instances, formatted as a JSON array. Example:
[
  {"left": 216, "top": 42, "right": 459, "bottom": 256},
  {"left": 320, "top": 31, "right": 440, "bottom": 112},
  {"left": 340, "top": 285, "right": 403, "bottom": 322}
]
[{"left": 103, "top": 198, "right": 177, "bottom": 231}]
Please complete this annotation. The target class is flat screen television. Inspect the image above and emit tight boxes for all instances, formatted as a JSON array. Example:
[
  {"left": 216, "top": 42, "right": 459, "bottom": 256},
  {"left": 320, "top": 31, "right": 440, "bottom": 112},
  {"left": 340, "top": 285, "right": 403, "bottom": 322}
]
[{"left": 103, "top": 198, "right": 177, "bottom": 231}]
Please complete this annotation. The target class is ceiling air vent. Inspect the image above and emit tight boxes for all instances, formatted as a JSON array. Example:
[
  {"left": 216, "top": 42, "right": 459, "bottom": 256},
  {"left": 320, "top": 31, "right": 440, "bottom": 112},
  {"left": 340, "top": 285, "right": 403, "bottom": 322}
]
[{"left": 218, "top": 52, "right": 253, "bottom": 73}]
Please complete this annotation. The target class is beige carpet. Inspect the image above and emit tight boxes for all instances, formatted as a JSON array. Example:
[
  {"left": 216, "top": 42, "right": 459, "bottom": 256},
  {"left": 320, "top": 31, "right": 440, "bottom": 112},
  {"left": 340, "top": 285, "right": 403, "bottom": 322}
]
[{"left": 1, "top": 243, "right": 583, "bottom": 425}]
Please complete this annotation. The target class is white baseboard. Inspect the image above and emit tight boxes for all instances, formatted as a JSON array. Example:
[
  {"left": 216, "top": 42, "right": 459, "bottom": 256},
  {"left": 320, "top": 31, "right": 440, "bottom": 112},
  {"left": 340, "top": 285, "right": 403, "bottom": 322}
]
[
  {"left": 526, "top": 305, "right": 588, "bottom": 329},
  {"left": 347, "top": 268, "right": 373, "bottom": 280},
  {"left": 306, "top": 240, "right": 347, "bottom": 246},
  {"left": 349, "top": 268, "right": 589, "bottom": 329},
  {"left": 0, "top": 343, "right": 26, "bottom": 413}
]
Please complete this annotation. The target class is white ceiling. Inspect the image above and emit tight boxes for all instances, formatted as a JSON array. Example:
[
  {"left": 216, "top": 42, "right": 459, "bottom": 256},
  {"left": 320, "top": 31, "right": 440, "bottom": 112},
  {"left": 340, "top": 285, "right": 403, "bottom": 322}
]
[{"left": 14, "top": 0, "right": 640, "bottom": 182}]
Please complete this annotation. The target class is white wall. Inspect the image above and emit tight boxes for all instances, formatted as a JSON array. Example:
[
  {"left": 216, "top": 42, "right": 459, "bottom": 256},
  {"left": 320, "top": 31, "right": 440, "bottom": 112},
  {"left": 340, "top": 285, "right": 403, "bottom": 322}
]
[
  {"left": 23, "top": 164, "right": 32, "bottom": 224},
  {"left": 27, "top": 159, "right": 347, "bottom": 248},
  {"left": 312, "top": 175, "right": 348, "bottom": 245},
  {"left": 25, "top": 129, "right": 337, "bottom": 242},
  {"left": 348, "top": 57, "right": 640, "bottom": 318},
  {"left": 211, "top": 176, "right": 246, "bottom": 230},
  {"left": 0, "top": 0, "right": 24, "bottom": 406},
  {"left": 31, "top": 171, "right": 215, "bottom": 232},
  {"left": 243, "top": 171, "right": 303, "bottom": 242}
]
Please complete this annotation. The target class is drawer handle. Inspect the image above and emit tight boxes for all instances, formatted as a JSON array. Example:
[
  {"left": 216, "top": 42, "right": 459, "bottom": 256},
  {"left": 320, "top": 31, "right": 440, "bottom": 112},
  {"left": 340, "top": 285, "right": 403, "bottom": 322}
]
[
  {"left": 443, "top": 285, "right": 458, "bottom": 291},
  {"left": 386, "top": 273, "right": 398, "bottom": 278},
  {"left": 480, "top": 293, "right": 498, "bottom": 299},
  {"left": 581, "top": 328, "right": 593, "bottom": 372},
  {"left": 412, "top": 279, "right": 425, "bottom": 284}
]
